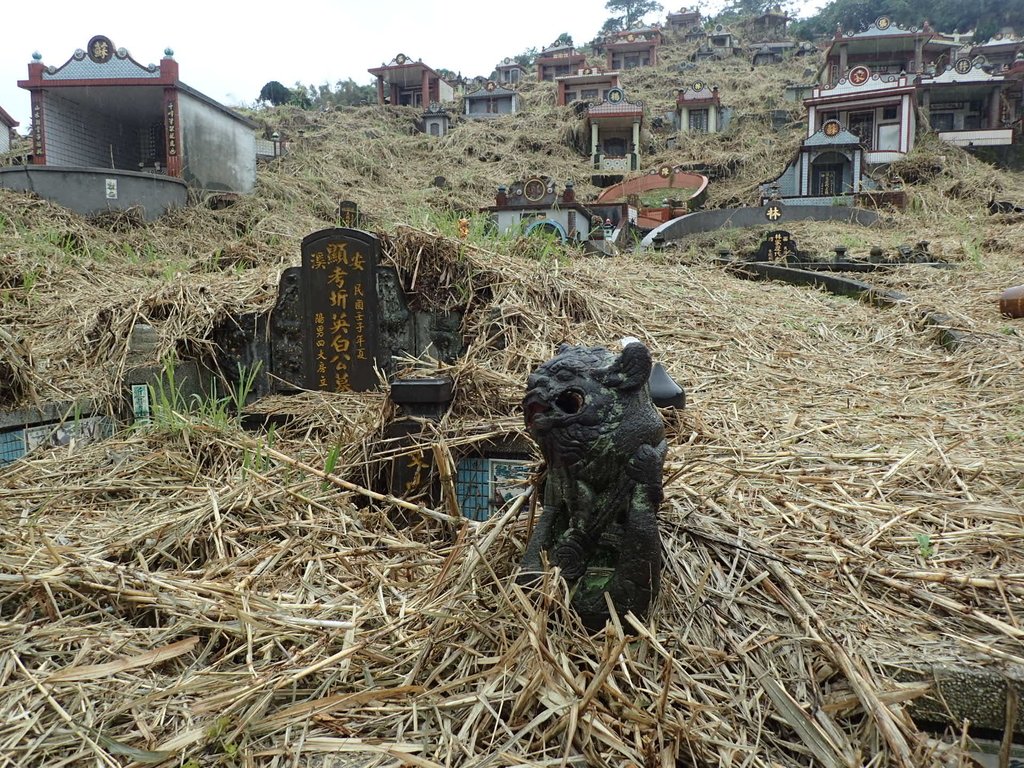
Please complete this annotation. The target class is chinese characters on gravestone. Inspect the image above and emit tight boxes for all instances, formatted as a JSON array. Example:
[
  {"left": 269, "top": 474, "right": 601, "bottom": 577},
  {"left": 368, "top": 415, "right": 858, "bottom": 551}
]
[
  {"left": 301, "top": 228, "right": 380, "bottom": 391},
  {"left": 338, "top": 200, "right": 360, "bottom": 229},
  {"left": 756, "top": 230, "right": 798, "bottom": 262}
]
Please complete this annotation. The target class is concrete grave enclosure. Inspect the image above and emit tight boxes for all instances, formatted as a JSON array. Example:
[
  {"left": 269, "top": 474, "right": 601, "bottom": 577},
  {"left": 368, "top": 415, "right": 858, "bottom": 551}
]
[{"left": 0, "top": 36, "right": 256, "bottom": 219}]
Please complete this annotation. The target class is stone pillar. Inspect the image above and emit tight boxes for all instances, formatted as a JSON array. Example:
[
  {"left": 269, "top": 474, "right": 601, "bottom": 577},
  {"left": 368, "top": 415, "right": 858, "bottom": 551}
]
[
  {"left": 421, "top": 69, "right": 430, "bottom": 108},
  {"left": 632, "top": 120, "right": 641, "bottom": 170},
  {"left": 376, "top": 76, "right": 385, "bottom": 105},
  {"left": 680, "top": 106, "right": 688, "bottom": 132},
  {"left": 591, "top": 122, "right": 599, "bottom": 156},
  {"left": 989, "top": 86, "right": 1003, "bottom": 128},
  {"left": 709, "top": 106, "right": 717, "bottom": 133},
  {"left": 914, "top": 37, "right": 923, "bottom": 74},
  {"left": 839, "top": 44, "right": 848, "bottom": 78}
]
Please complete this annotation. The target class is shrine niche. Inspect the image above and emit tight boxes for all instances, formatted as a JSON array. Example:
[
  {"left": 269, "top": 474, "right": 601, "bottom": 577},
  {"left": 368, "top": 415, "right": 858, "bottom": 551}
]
[{"left": 421, "top": 102, "right": 451, "bottom": 137}]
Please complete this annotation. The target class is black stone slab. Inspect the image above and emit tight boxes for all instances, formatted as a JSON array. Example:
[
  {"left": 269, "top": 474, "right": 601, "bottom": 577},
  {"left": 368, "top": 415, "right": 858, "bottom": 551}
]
[
  {"left": 270, "top": 267, "right": 305, "bottom": 390},
  {"left": 301, "top": 228, "right": 381, "bottom": 392},
  {"left": 755, "top": 230, "right": 798, "bottom": 262},
  {"left": 338, "top": 200, "right": 360, "bottom": 228}
]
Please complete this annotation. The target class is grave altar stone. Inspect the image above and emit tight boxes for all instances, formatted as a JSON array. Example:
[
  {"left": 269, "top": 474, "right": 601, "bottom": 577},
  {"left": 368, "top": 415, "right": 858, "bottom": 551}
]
[{"left": 301, "top": 228, "right": 381, "bottom": 392}]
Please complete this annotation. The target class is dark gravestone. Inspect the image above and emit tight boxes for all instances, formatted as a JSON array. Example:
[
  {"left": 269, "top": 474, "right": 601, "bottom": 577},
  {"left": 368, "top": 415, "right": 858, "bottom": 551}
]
[
  {"left": 756, "top": 230, "right": 798, "bottom": 262},
  {"left": 301, "top": 228, "right": 380, "bottom": 392},
  {"left": 270, "top": 267, "right": 305, "bottom": 389},
  {"left": 338, "top": 200, "right": 360, "bottom": 229}
]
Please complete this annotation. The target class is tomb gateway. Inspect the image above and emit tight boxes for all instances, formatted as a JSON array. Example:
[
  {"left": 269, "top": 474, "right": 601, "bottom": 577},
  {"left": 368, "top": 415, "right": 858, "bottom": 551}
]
[
  {"left": 761, "top": 119, "right": 877, "bottom": 205},
  {"left": 666, "top": 7, "right": 701, "bottom": 34},
  {"left": 692, "top": 24, "right": 743, "bottom": 61},
  {"left": 676, "top": 81, "right": 727, "bottom": 134},
  {"left": 587, "top": 88, "right": 645, "bottom": 174},
  {"left": 495, "top": 57, "right": 527, "bottom": 86}
]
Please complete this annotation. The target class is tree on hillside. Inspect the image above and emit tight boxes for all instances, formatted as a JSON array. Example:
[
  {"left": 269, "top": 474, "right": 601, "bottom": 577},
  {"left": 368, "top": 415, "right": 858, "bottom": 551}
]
[
  {"left": 515, "top": 47, "right": 538, "bottom": 67},
  {"left": 793, "top": 0, "right": 1022, "bottom": 41},
  {"left": 600, "top": 16, "right": 624, "bottom": 35},
  {"left": 603, "top": 0, "right": 663, "bottom": 30},
  {"left": 258, "top": 80, "right": 292, "bottom": 106},
  {"left": 287, "top": 80, "right": 377, "bottom": 109},
  {"left": 720, "top": 0, "right": 795, "bottom": 17}
]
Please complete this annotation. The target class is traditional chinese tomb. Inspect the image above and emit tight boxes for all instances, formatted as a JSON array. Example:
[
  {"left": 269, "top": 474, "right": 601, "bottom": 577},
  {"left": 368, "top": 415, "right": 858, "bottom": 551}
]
[
  {"left": 6, "top": 35, "right": 257, "bottom": 219},
  {"left": 555, "top": 68, "right": 620, "bottom": 107},
  {"left": 763, "top": 119, "right": 875, "bottom": 204},
  {"left": 464, "top": 81, "right": 519, "bottom": 118},
  {"left": 368, "top": 53, "right": 456, "bottom": 107},
  {"left": 604, "top": 27, "right": 662, "bottom": 70},
  {"left": 536, "top": 42, "right": 587, "bottom": 82},
  {"left": 588, "top": 87, "right": 645, "bottom": 174}
]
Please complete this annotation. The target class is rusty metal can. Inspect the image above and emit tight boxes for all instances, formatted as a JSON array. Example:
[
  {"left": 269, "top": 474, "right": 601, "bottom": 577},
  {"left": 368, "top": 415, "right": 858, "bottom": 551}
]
[{"left": 999, "top": 284, "right": 1024, "bottom": 318}]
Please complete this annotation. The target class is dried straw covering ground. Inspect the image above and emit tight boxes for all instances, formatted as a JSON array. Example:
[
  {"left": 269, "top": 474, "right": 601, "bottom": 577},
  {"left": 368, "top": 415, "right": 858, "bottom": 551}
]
[{"left": 2, "top": 37, "right": 1024, "bottom": 768}]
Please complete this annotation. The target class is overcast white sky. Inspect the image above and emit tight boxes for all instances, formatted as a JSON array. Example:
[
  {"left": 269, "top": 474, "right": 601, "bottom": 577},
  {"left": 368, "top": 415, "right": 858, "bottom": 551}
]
[{"left": 1, "top": 0, "right": 830, "bottom": 130}]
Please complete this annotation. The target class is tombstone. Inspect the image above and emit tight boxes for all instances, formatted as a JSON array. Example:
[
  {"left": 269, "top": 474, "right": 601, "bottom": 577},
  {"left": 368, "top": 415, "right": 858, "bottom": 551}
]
[
  {"left": 755, "top": 230, "right": 798, "bottom": 262},
  {"left": 338, "top": 200, "right": 360, "bottom": 229},
  {"left": 301, "top": 228, "right": 381, "bottom": 392}
]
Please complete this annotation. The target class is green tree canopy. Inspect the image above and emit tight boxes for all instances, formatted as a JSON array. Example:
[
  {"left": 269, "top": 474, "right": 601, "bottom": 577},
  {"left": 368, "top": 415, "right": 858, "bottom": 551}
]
[
  {"left": 257, "top": 80, "right": 292, "bottom": 106},
  {"left": 793, "top": 0, "right": 1023, "bottom": 41},
  {"left": 603, "top": 0, "right": 663, "bottom": 30}
]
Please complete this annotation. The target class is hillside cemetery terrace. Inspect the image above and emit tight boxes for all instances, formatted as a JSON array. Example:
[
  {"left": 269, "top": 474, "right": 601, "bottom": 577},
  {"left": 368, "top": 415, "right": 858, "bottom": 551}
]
[{"left": 1, "top": 8, "right": 1024, "bottom": 768}]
